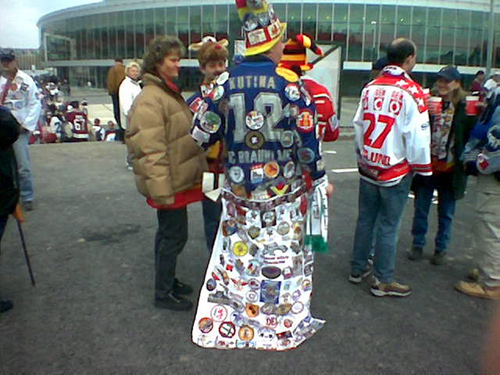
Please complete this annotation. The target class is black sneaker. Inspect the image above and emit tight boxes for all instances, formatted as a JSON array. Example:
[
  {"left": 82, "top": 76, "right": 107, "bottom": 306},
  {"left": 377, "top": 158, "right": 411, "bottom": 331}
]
[
  {"left": 173, "top": 278, "right": 193, "bottom": 295},
  {"left": 408, "top": 246, "right": 424, "bottom": 261},
  {"left": 430, "top": 251, "right": 447, "bottom": 266},
  {"left": 348, "top": 262, "right": 373, "bottom": 284},
  {"left": 154, "top": 292, "right": 193, "bottom": 311},
  {"left": 0, "top": 300, "right": 13, "bottom": 313},
  {"left": 23, "top": 201, "right": 34, "bottom": 211}
]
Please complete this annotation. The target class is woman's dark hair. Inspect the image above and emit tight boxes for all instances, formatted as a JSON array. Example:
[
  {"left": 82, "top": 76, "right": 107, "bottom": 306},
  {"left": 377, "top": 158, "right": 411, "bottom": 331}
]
[
  {"left": 142, "top": 36, "right": 185, "bottom": 76},
  {"left": 387, "top": 38, "right": 416, "bottom": 65}
]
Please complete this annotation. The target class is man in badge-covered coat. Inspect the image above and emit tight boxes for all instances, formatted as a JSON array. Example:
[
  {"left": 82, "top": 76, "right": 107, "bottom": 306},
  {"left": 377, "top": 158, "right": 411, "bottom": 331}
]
[{"left": 190, "top": 0, "right": 333, "bottom": 351}]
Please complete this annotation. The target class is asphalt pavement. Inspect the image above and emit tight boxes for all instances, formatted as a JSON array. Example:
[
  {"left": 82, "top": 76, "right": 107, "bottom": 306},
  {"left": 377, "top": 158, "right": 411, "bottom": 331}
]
[{"left": 0, "top": 140, "right": 495, "bottom": 375}]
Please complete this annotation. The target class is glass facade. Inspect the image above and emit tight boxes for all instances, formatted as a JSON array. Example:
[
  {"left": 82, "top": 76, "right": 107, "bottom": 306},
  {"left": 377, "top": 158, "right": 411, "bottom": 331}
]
[{"left": 38, "top": 1, "right": 500, "bottom": 92}]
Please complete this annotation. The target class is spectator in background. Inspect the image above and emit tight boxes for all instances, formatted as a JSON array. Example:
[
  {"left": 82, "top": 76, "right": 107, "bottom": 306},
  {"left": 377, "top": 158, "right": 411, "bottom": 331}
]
[
  {"left": 470, "top": 70, "right": 485, "bottom": 94},
  {"left": 483, "top": 71, "right": 500, "bottom": 99},
  {"left": 0, "top": 106, "right": 21, "bottom": 313},
  {"left": 0, "top": 49, "right": 41, "bottom": 211},
  {"left": 106, "top": 58, "right": 125, "bottom": 140},
  {"left": 349, "top": 38, "right": 431, "bottom": 297},
  {"left": 456, "top": 87, "right": 500, "bottom": 300},
  {"left": 126, "top": 36, "right": 207, "bottom": 311},
  {"left": 119, "top": 61, "right": 141, "bottom": 170},
  {"left": 279, "top": 34, "right": 340, "bottom": 142},
  {"left": 408, "top": 66, "right": 477, "bottom": 265}
]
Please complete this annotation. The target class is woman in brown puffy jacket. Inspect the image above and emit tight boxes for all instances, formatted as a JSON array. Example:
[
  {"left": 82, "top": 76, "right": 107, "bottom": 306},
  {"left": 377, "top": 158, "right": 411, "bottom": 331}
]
[{"left": 126, "top": 36, "right": 207, "bottom": 311}]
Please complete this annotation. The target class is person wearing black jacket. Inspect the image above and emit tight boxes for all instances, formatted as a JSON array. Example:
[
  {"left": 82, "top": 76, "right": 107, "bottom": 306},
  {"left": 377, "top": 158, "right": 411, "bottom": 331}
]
[{"left": 0, "top": 105, "right": 21, "bottom": 313}]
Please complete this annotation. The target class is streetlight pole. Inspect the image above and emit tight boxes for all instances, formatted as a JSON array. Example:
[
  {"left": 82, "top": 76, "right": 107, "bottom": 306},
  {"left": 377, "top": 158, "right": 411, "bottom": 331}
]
[{"left": 486, "top": 0, "right": 495, "bottom": 76}]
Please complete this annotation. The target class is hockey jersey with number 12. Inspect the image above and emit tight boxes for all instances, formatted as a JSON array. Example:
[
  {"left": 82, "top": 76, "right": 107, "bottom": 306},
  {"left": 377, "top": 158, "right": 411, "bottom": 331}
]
[{"left": 353, "top": 65, "right": 432, "bottom": 187}]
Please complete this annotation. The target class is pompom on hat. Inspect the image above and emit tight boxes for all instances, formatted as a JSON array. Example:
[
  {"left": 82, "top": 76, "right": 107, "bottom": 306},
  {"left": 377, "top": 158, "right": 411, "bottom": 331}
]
[
  {"left": 279, "top": 34, "right": 324, "bottom": 71},
  {"left": 235, "top": 0, "right": 286, "bottom": 56}
]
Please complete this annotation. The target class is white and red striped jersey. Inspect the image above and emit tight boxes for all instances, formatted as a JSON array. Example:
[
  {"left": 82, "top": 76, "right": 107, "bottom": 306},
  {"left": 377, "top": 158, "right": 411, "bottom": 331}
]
[
  {"left": 353, "top": 65, "right": 432, "bottom": 186},
  {"left": 302, "top": 76, "right": 339, "bottom": 142}
]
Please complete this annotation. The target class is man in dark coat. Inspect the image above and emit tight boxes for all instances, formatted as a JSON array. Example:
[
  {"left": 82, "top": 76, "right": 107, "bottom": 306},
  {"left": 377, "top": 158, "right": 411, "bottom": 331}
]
[{"left": 0, "top": 105, "right": 21, "bottom": 313}]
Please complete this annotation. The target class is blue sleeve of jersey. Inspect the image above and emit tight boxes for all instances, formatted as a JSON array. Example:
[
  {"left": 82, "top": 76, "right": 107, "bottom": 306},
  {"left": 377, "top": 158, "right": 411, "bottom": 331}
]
[
  {"left": 186, "top": 92, "right": 198, "bottom": 108},
  {"left": 291, "top": 79, "right": 326, "bottom": 180},
  {"left": 189, "top": 84, "right": 227, "bottom": 150}
]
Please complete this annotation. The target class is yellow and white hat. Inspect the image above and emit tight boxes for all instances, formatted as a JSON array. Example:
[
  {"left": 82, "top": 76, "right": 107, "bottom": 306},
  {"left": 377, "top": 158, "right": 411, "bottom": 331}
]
[{"left": 235, "top": 0, "right": 286, "bottom": 56}]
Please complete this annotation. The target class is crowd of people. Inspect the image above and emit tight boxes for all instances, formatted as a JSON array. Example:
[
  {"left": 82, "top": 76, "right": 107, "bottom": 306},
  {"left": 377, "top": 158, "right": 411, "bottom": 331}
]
[{"left": 1, "top": 0, "right": 499, "bottom": 359}]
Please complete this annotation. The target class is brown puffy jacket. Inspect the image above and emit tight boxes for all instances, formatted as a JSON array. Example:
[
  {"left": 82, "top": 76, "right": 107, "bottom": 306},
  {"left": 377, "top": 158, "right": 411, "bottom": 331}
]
[
  {"left": 107, "top": 64, "right": 126, "bottom": 95},
  {"left": 126, "top": 73, "right": 207, "bottom": 205}
]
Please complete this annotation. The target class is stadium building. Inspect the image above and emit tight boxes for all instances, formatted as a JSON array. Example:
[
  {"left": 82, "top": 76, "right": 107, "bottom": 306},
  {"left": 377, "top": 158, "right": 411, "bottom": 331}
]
[{"left": 38, "top": 0, "right": 500, "bottom": 95}]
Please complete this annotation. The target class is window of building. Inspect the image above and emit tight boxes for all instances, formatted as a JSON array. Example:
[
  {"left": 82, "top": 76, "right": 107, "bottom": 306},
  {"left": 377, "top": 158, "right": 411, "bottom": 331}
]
[
  {"left": 333, "top": 3, "right": 348, "bottom": 60},
  {"left": 116, "top": 12, "right": 127, "bottom": 59},
  {"left": 426, "top": 7, "right": 442, "bottom": 64},
  {"left": 202, "top": 4, "right": 215, "bottom": 37},
  {"left": 144, "top": 9, "right": 156, "bottom": 49},
  {"left": 455, "top": 9, "right": 471, "bottom": 65},
  {"left": 317, "top": 3, "right": 333, "bottom": 42},
  {"left": 177, "top": 7, "right": 189, "bottom": 47},
  {"left": 470, "top": 11, "right": 486, "bottom": 66},
  {"left": 440, "top": 8, "right": 457, "bottom": 64},
  {"left": 348, "top": 4, "right": 364, "bottom": 61},
  {"left": 215, "top": 4, "right": 229, "bottom": 40},
  {"left": 412, "top": 7, "right": 426, "bottom": 63},
  {"left": 165, "top": 7, "right": 177, "bottom": 37},
  {"left": 379, "top": 5, "right": 395, "bottom": 53},
  {"left": 396, "top": 5, "right": 411, "bottom": 40},
  {"left": 287, "top": 4, "right": 301, "bottom": 36},
  {"left": 364, "top": 5, "right": 380, "bottom": 62},
  {"left": 302, "top": 3, "right": 316, "bottom": 38},
  {"left": 190, "top": 5, "right": 202, "bottom": 50},
  {"left": 125, "top": 10, "right": 135, "bottom": 59}
]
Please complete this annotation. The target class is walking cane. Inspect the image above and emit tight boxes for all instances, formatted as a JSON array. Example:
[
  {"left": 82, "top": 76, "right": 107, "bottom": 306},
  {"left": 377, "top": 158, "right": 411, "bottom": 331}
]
[{"left": 12, "top": 204, "right": 36, "bottom": 287}]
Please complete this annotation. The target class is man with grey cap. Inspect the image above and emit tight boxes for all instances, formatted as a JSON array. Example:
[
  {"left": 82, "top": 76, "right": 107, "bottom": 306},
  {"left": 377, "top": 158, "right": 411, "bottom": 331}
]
[{"left": 0, "top": 49, "right": 41, "bottom": 210}]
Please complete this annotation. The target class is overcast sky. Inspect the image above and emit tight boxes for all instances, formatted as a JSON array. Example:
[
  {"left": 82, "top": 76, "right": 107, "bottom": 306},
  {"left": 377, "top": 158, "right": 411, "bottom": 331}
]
[{"left": 0, "top": 0, "right": 101, "bottom": 49}]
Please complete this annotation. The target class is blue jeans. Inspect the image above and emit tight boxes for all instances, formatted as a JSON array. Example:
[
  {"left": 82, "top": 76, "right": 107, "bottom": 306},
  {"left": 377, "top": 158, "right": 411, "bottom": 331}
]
[
  {"left": 351, "top": 175, "right": 412, "bottom": 283},
  {"left": 411, "top": 175, "right": 456, "bottom": 253},
  {"left": 12, "top": 131, "right": 34, "bottom": 203},
  {"left": 202, "top": 199, "right": 222, "bottom": 252}
]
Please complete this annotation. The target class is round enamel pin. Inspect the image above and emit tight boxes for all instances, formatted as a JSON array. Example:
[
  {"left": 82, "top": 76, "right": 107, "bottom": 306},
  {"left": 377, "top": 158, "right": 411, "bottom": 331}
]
[
  {"left": 245, "top": 111, "right": 265, "bottom": 130},
  {"left": 198, "top": 317, "right": 214, "bottom": 333},
  {"left": 297, "top": 109, "right": 314, "bottom": 133},
  {"left": 264, "top": 161, "right": 280, "bottom": 179},
  {"left": 245, "top": 131, "right": 265, "bottom": 149},
  {"left": 238, "top": 325, "right": 255, "bottom": 341},
  {"left": 232, "top": 241, "right": 249, "bottom": 257},
  {"left": 200, "top": 111, "right": 221, "bottom": 133},
  {"left": 283, "top": 160, "right": 295, "bottom": 178},
  {"left": 219, "top": 321, "right": 236, "bottom": 338},
  {"left": 297, "top": 148, "right": 315, "bottom": 164},
  {"left": 280, "top": 130, "right": 294, "bottom": 148},
  {"left": 285, "top": 84, "right": 301, "bottom": 101},
  {"left": 228, "top": 166, "right": 245, "bottom": 183}
]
